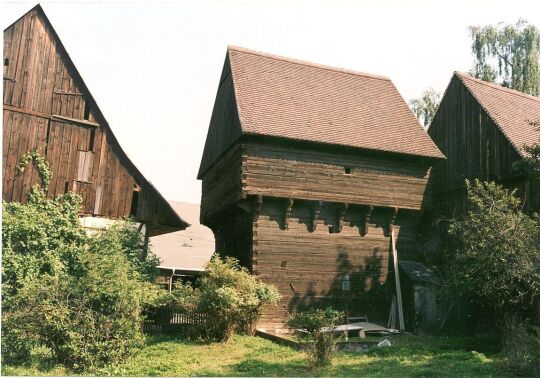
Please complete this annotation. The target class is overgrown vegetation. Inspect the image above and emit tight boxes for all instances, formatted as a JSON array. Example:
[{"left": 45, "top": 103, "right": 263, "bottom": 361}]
[
  {"left": 162, "top": 255, "right": 281, "bottom": 342},
  {"left": 287, "top": 307, "right": 346, "bottom": 367},
  {"left": 1, "top": 153, "right": 162, "bottom": 371},
  {"left": 444, "top": 179, "right": 540, "bottom": 371}
]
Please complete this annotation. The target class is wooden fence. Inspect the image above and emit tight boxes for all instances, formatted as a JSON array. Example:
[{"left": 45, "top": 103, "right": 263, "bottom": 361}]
[{"left": 143, "top": 306, "right": 207, "bottom": 333}]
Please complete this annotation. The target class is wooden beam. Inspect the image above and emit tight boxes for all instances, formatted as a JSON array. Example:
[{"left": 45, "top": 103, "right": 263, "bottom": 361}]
[
  {"left": 53, "top": 89, "right": 83, "bottom": 96},
  {"left": 284, "top": 198, "right": 294, "bottom": 230},
  {"left": 337, "top": 203, "right": 349, "bottom": 232},
  {"left": 311, "top": 200, "right": 322, "bottom": 232},
  {"left": 391, "top": 227, "right": 405, "bottom": 331},
  {"left": 390, "top": 206, "right": 399, "bottom": 232},
  {"left": 253, "top": 194, "right": 263, "bottom": 222},
  {"left": 361, "top": 205, "right": 374, "bottom": 236},
  {"left": 4, "top": 104, "right": 50, "bottom": 119},
  {"left": 52, "top": 114, "right": 99, "bottom": 127},
  {"left": 3, "top": 105, "right": 100, "bottom": 128}
]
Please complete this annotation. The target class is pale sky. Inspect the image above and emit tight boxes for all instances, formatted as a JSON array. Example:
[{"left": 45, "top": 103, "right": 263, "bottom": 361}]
[{"left": 3, "top": 0, "right": 540, "bottom": 204}]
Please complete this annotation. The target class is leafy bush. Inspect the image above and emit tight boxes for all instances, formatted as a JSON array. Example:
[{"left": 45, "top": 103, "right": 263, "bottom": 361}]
[
  {"left": 165, "top": 255, "right": 281, "bottom": 342},
  {"left": 445, "top": 180, "right": 540, "bottom": 358},
  {"left": 287, "top": 307, "right": 346, "bottom": 367},
  {"left": 1, "top": 158, "right": 162, "bottom": 370}
]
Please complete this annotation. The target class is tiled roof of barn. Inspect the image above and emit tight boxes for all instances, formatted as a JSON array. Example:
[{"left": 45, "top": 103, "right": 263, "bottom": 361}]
[
  {"left": 456, "top": 72, "right": 540, "bottom": 156},
  {"left": 228, "top": 46, "right": 444, "bottom": 159}
]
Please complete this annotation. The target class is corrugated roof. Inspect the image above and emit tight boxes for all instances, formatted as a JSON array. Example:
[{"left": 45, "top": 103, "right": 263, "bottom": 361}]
[
  {"left": 456, "top": 72, "right": 540, "bottom": 156},
  {"left": 150, "top": 202, "right": 214, "bottom": 272},
  {"left": 228, "top": 46, "right": 444, "bottom": 159}
]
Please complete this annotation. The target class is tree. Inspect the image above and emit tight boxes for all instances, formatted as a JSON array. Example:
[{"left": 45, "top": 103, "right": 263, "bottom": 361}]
[
  {"left": 470, "top": 19, "right": 540, "bottom": 96},
  {"left": 446, "top": 180, "right": 540, "bottom": 350},
  {"left": 409, "top": 88, "right": 441, "bottom": 128}
]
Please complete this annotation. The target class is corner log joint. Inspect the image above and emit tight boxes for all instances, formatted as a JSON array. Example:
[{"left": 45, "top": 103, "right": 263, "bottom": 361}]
[
  {"left": 337, "top": 203, "right": 349, "bottom": 233},
  {"left": 311, "top": 200, "right": 323, "bottom": 232},
  {"left": 284, "top": 198, "right": 294, "bottom": 230},
  {"left": 361, "top": 205, "right": 374, "bottom": 236}
]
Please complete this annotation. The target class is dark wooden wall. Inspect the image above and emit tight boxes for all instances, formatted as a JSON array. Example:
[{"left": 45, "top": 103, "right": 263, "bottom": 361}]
[
  {"left": 243, "top": 141, "right": 432, "bottom": 210},
  {"left": 3, "top": 7, "right": 184, "bottom": 235},
  {"left": 201, "top": 140, "right": 433, "bottom": 223},
  {"left": 200, "top": 137, "right": 430, "bottom": 328},
  {"left": 428, "top": 76, "right": 531, "bottom": 213}
]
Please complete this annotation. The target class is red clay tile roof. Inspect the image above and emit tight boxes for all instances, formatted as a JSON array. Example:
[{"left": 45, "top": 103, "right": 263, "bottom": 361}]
[
  {"left": 456, "top": 72, "right": 540, "bottom": 156},
  {"left": 228, "top": 46, "right": 444, "bottom": 159}
]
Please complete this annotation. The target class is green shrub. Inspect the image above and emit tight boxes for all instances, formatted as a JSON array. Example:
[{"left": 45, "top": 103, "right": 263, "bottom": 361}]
[
  {"left": 287, "top": 307, "right": 346, "bottom": 367},
  {"left": 164, "top": 256, "right": 280, "bottom": 342},
  {"left": 1, "top": 161, "right": 162, "bottom": 370}
]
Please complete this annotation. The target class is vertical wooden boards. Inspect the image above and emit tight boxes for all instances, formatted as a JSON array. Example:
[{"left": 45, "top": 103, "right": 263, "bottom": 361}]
[
  {"left": 428, "top": 76, "right": 524, "bottom": 214},
  {"left": 3, "top": 6, "right": 184, "bottom": 234},
  {"left": 76, "top": 151, "right": 94, "bottom": 182}
]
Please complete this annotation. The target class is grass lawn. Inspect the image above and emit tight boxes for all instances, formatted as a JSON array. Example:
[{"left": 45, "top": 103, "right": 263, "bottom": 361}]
[{"left": 2, "top": 334, "right": 513, "bottom": 377}]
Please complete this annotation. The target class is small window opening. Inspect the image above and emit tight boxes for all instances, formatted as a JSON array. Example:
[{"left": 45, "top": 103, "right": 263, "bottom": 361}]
[
  {"left": 329, "top": 225, "right": 337, "bottom": 234},
  {"left": 83, "top": 102, "right": 91, "bottom": 120},
  {"left": 64, "top": 181, "right": 70, "bottom": 194},
  {"left": 129, "top": 189, "right": 139, "bottom": 217},
  {"left": 342, "top": 273, "right": 351, "bottom": 291},
  {"left": 281, "top": 261, "right": 287, "bottom": 268},
  {"left": 3, "top": 58, "right": 9, "bottom": 76},
  {"left": 88, "top": 128, "right": 95, "bottom": 151},
  {"left": 344, "top": 167, "right": 351, "bottom": 175}
]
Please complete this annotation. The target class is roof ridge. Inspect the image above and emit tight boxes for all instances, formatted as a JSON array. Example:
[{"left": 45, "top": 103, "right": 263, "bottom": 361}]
[
  {"left": 455, "top": 71, "right": 540, "bottom": 103},
  {"left": 228, "top": 45, "right": 391, "bottom": 82}
]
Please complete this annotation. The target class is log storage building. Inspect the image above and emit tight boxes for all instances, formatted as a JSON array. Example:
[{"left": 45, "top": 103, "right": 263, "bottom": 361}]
[
  {"left": 198, "top": 46, "right": 445, "bottom": 329},
  {"left": 428, "top": 72, "right": 540, "bottom": 214},
  {"left": 3, "top": 5, "right": 188, "bottom": 236}
]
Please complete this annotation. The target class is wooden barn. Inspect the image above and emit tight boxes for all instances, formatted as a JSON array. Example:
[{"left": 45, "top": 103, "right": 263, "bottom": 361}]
[
  {"left": 428, "top": 72, "right": 540, "bottom": 215},
  {"left": 198, "top": 46, "right": 445, "bottom": 329},
  {"left": 3, "top": 5, "right": 188, "bottom": 237}
]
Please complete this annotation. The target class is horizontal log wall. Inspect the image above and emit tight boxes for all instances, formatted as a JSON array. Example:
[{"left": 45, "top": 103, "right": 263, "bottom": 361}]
[
  {"left": 242, "top": 142, "right": 432, "bottom": 210},
  {"left": 200, "top": 145, "right": 243, "bottom": 224},
  {"left": 253, "top": 198, "right": 417, "bottom": 329}
]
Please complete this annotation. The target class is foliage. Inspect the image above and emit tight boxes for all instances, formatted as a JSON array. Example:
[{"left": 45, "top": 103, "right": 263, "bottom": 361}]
[
  {"left": 409, "top": 88, "right": 441, "bottom": 128},
  {"left": 514, "top": 124, "right": 540, "bottom": 188},
  {"left": 16, "top": 149, "right": 52, "bottom": 189},
  {"left": 167, "top": 255, "right": 281, "bottom": 342},
  {"left": 1, "top": 188, "right": 86, "bottom": 301},
  {"left": 2, "top": 335, "right": 513, "bottom": 377},
  {"left": 92, "top": 221, "right": 160, "bottom": 282},
  {"left": 469, "top": 19, "right": 540, "bottom": 96},
  {"left": 446, "top": 180, "right": 540, "bottom": 348},
  {"left": 287, "top": 307, "right": 346, "bottom": 367},
  {"left": 2, "top": 153, "right": 162, "bottom": 370}
]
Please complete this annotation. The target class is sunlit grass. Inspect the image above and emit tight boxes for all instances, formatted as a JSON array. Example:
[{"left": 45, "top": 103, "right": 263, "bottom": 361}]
[{"left": 2, "top": 334, "right": 513, "bottom": 377}]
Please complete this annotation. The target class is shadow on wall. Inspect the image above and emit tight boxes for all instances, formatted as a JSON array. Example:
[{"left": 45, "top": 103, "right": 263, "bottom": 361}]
[{"left": 286, "top": 241, "right": 389, "bottom": 323}]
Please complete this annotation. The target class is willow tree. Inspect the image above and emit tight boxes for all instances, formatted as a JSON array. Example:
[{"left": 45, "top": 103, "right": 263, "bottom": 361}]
[
  {"left": 470, "top": 19, "right": 540, "bottom": 96},
  {"left": 409, "top": 88, "right": 440, "bottom": 128}
]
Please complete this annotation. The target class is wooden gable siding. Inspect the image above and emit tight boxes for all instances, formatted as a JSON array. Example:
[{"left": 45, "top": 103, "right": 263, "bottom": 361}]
[
  {"left": 428, "top": 76, "right": 528, "bottom": 212},
  {"left": 197, "top": 54, "right": 243, "bottom": 180},
  {"left": 3, "top": 7, "right": 186, "bottom": 235}
]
